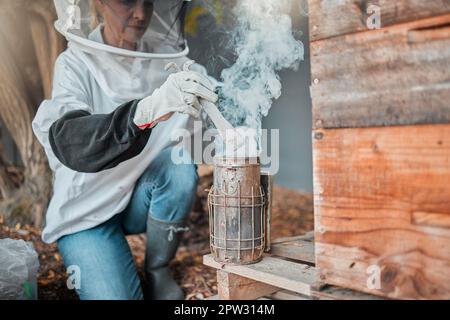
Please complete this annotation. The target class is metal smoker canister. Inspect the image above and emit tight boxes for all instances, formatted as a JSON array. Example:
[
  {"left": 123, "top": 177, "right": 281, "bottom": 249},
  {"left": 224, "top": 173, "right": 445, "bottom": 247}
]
[
  {"left": 260, "top": 171, "right": 273, "bottom": 253},
  {"left": 209, "top": 156, "right": 266, "bottom": 265}
]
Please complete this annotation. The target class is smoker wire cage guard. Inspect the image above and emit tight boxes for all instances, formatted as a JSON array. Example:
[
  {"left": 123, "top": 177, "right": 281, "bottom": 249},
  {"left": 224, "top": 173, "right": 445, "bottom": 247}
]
[
  {"left": 207, "top": 186, "right": 266, "bottom": 265},
  {"left": 207, "top": 156, "right": 269, "bottom": 265}
]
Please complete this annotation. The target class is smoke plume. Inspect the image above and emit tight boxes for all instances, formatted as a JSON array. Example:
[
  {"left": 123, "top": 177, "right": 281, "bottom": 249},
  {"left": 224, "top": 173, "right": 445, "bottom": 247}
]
[{"left": 217, "top": 0, "right": 304, "bottom": 139}]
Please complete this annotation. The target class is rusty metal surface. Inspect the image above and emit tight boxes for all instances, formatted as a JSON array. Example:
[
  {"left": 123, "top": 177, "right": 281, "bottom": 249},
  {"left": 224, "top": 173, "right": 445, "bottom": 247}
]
[{"left": 209, "top": 156, "right": 266, "bottom": 265}]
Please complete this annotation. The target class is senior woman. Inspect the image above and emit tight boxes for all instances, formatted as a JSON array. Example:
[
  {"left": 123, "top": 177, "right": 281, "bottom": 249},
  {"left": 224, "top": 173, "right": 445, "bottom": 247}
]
[{"left": 32, "top": 0, "right": 217, "bottom": 300}]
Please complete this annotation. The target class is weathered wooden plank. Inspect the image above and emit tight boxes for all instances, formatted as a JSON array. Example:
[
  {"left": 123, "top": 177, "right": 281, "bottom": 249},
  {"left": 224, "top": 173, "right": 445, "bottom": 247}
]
[
  {"left": 270, "top": 230, "right": 314, "bottom": 244},
  {"left": 313, "top": 124, "right": 450, "bottom": 299},
  {"left": 266, "top": 290, "right": 311, "bottom": 300},
  {"left": 203, "top": 254, "right": 319, "bottom": 296},
  {"left": 207, "top": 289, "right": 311, "bottom": 300},
  {"left": 411, "top": 211, "right": 450, "bottom": 228},
  {"left": 311, "top": 14, "right": 450, "bottom": 129},
  {"left": 308, "top": 0, "right": 450, "bottom": 41},
  {"left": 217, "top": 270, "right": 280, "bottom": 300},
  {"left": 270, "top": 236, "right": 315, "bottom": 264},
  {"left": 312, "top": 285, "right": 385, "bottom": 300},
  {"left": 210, "top": 287, "right": 381, "bottom": 300}
]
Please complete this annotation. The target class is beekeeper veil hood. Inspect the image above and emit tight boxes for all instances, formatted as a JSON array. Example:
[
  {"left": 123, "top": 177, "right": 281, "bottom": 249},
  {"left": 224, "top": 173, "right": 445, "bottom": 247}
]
[{"left": 53, "top": 0, "right": 193, "bottom": 102}]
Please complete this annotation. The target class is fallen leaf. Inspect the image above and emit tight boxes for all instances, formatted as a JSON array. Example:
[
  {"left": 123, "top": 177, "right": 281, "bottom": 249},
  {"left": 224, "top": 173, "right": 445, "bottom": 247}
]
[
  {"left": 38, "top": 279, "right": 51, "bottom": 286},
  {"left": 195, "top": 293, "right": 205, "bottom": 300},
  {"left": 185, "top": 293, "right": 197, "bottom": 300}
]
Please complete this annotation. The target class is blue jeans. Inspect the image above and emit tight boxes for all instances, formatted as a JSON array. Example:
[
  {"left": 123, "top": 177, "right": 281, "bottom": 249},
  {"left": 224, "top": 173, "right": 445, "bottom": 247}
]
[{"left": 57, "top": 148, "right": 199, "bottom": 300}]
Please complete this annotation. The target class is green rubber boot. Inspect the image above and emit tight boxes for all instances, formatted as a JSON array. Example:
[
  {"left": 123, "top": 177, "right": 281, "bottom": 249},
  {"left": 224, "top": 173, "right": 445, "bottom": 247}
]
[{"left": 145, "top": 216, "right": 188, "bottom": 300}]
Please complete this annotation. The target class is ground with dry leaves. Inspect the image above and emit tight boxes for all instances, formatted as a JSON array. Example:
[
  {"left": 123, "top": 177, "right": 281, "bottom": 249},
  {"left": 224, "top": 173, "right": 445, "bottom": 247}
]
[{"left": 0, "top": 167, "right": 313, "bottom": 300}]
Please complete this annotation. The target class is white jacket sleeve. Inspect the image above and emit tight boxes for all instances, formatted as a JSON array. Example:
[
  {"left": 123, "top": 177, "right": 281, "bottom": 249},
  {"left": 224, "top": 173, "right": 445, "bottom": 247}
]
[{"left": 32, "top": 52, "right": 94, "bottom": 171}]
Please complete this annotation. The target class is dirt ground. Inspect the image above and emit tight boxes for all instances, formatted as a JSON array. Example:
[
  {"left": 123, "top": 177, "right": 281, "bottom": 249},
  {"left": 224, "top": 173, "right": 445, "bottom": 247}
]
[{"left": 0, "top": 167, "right": 314, "bottom": 300}]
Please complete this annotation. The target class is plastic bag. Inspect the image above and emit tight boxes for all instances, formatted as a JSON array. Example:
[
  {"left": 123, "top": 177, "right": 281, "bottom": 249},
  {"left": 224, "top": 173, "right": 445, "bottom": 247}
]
[{"left": 0, "top": 238, "right": 39, "bottom": 300}]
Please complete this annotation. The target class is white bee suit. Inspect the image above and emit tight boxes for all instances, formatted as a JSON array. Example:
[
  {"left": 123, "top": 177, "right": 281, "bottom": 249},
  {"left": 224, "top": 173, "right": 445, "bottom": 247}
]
[{"left": 32, "top": 0, "right": 205, "bottom": 243}]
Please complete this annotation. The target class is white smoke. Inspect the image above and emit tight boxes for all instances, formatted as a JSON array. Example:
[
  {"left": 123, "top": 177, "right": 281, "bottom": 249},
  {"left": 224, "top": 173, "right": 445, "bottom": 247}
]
[{"left": 216, "top": 0, "right": 304, "bottom": 154}]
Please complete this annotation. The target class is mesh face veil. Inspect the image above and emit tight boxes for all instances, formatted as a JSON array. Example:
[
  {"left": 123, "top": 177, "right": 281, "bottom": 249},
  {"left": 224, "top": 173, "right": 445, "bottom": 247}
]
[
  {"left": 54, "top": 0, "right": 190, "bottom": 58},
  {"left": 52, "top": 0, "right": 195, "bottom": 103}
]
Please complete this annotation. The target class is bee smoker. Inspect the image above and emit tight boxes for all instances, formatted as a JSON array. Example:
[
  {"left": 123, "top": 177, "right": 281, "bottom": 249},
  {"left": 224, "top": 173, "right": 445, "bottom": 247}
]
[{"left": 208, "top": 156, "right": 272, "bottom": 265}]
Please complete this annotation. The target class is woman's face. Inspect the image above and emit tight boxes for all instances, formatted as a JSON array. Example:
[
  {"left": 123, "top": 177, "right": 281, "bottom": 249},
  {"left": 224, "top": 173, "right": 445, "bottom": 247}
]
[{"left": 97, "top": 0, "right": 154, "bottom": 48}]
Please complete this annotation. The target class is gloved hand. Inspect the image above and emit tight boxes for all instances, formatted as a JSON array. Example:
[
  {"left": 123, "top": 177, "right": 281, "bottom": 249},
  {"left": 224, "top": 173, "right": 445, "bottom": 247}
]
[{"left": 133, "top": 61, "right": 218, "bottom": 129}]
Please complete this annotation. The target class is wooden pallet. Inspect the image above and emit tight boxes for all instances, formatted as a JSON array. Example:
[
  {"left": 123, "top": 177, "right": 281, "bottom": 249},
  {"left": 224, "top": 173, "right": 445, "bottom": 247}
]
[{"left": 203, "top": 232, "right": 383, "bottom": 300}]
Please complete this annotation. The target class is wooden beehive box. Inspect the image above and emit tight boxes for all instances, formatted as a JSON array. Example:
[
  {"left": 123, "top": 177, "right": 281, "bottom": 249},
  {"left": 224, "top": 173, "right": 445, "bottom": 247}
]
[{"left": 309, "top": 0, "right": 450, "bottom": 299}]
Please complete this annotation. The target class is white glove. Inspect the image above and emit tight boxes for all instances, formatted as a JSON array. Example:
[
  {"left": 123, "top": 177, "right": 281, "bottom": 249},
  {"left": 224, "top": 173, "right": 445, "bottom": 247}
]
[{"left": 133, "top": 61, "right": 218, "bottom": 129}]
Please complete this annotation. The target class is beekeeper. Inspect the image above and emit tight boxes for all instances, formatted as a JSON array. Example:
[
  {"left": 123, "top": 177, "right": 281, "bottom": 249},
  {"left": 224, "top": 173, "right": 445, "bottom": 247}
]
[{"left": 32, "top": 0, "right": 217, "bottom": 300}]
